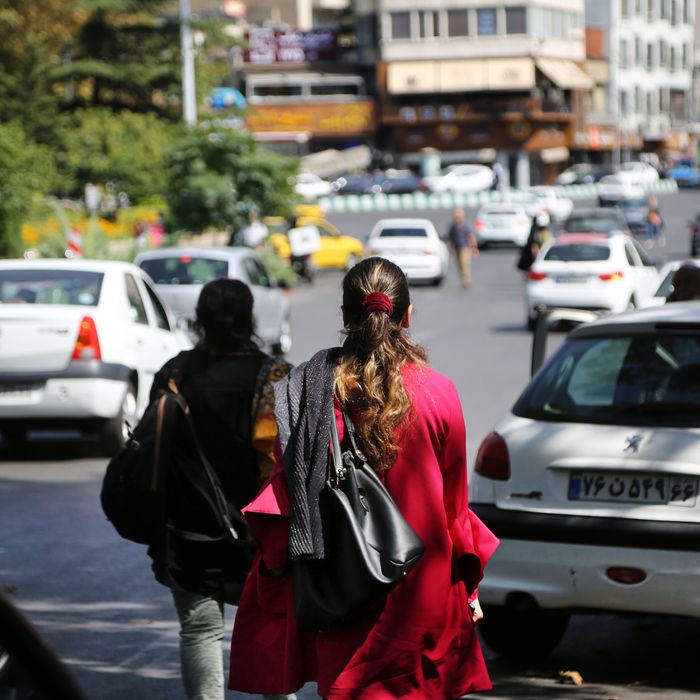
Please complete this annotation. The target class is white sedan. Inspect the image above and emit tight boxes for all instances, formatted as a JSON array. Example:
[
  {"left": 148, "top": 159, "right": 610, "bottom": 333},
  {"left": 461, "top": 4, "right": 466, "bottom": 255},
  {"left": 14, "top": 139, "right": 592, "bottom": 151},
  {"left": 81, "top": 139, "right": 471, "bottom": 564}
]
[
  {"left": 524, "top": 233, "right": 659, "bottom": 329},
  {"left": 365, "top": 218, "right": 449, "bottom": 286},
  {"left": 473, "top": 203, "right": 532, "bottom": 248},
  {"left": 422, "top": 164, "right": 494, "bottom": 194},
  {"left": 615, "top": 161, "right": 660, "bottom": 185},
  {"left": 642, "top": 259, "right": 700, "bottom": 308},
  {"left": 0, "top": 260, "right": 190, "bottom": 454},
  {"left": 528, "top": 186, "right": 574, "bottom": 222},
  {"left": 471, "top": 302, "right": 700, "bottom": 657},
  {"left": 292, "top": 173, "right": 333, "bottom": 200}
]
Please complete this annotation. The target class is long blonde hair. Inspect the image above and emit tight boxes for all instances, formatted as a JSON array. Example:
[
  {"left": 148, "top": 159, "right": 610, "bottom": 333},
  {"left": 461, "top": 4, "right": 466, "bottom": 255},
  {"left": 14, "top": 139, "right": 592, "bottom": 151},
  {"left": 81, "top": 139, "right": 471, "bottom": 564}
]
[{"left": 335, "top": 257, "right": 427, "bottom": 471}]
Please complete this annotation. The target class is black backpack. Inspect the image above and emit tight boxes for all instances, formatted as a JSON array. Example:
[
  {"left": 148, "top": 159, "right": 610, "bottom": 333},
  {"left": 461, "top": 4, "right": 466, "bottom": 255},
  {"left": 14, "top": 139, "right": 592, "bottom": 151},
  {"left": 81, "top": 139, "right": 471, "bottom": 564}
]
[{"left": 100, "top": 356, "right": 256, "bottom": 603}]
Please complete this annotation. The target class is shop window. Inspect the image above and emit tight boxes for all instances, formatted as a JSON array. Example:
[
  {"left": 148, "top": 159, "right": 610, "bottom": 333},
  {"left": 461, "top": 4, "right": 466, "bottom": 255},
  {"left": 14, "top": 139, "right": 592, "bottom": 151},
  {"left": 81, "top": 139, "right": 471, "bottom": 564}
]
[
  {"left": 447, "top": 9, "right": 469, "bottom": 36},
  {"left": 505, "top": 7, "right": 527, "bottom": 34},
  {"left": 391, "top": 11, "right": 411, "bottom": 39},
  {"left": 477, "top": 8, "right": 497, "bottom": 36}
]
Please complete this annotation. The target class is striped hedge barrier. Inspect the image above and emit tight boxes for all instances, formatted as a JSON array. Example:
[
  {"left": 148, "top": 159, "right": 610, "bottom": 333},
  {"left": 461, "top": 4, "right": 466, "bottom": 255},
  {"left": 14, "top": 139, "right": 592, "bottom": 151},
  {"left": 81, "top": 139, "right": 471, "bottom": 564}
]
[{"left": 317, "top": 178, "right": 679, "bottom": 214}]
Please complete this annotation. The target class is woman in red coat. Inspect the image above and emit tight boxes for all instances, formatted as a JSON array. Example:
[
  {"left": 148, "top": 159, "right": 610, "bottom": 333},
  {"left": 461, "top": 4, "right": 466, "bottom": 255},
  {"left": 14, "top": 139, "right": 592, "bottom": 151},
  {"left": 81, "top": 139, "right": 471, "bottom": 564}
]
[{"left": 229, "top": 257, "right": 499, "bottom": 699}]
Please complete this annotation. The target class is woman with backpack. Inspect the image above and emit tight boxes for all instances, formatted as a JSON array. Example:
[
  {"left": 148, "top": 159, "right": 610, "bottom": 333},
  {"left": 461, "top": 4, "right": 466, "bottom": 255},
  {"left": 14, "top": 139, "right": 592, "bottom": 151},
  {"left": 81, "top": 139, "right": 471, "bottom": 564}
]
[
  {"left": 148, "top": 278, "right": 294, "bottom": 700},
  {"left": 228, "top": 257, "right": 499, "bottom": 699}
]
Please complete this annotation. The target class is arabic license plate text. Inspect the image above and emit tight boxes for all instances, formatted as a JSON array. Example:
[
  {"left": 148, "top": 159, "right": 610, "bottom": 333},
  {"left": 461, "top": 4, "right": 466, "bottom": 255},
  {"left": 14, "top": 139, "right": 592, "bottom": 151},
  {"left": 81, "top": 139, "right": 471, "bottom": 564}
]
[{"left": 568, "top": 472, "right": 699, "bottom": 506}]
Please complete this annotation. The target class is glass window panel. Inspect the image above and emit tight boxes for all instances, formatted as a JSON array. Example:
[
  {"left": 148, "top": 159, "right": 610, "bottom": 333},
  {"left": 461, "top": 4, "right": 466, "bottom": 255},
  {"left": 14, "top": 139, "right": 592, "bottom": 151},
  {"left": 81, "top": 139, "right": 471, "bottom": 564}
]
[
  {"left": 391, "top": 11, "right": 411, "bottom": 39},
  {"left": 477, "top": 8, "right": 498, "bottom": 36},
  {"left": 447, "top": 9, "right": 469, "bottom": 36},
  {"left": 506, "top": 7, "right": 527, "bottom": 34}
]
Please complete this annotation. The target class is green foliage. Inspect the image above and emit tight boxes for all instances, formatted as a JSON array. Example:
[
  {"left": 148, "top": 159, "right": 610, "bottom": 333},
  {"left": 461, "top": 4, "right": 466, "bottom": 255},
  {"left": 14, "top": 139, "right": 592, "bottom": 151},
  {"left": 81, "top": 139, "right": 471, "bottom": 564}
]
[
  {"left": 0, "top": 123, "right": 58, "bottom": 257},
  {"left": 59, "top": 109, "right": 181, "bottom": 202},
  {"left": 165, "top": 127, "right": 298, "bottom": 234}
]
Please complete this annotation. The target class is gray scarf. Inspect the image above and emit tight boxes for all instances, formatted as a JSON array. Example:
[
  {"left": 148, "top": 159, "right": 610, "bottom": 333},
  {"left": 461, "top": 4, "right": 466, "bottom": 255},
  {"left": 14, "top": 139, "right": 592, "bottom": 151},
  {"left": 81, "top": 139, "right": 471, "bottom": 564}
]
[{"left": 274, "top": 347, "right": 341, "bottom": 560}]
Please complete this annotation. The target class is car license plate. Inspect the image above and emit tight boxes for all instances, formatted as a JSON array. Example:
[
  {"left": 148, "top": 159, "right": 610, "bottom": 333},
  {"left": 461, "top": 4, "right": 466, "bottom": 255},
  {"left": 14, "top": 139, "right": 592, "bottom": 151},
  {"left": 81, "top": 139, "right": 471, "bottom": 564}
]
[
  {"left": 555, "top": 275, "right": 584, "bottom": 284},
  {"left": 568, "top": 472, "right": 699, "bottom": 506}
]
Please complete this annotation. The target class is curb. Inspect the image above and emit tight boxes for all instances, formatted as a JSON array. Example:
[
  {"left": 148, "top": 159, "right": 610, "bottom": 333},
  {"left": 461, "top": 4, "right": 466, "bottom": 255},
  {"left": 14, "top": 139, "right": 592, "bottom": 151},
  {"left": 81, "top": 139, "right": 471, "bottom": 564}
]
[{"left": 317, "top": 179, "right": 679, "bottom": 214}]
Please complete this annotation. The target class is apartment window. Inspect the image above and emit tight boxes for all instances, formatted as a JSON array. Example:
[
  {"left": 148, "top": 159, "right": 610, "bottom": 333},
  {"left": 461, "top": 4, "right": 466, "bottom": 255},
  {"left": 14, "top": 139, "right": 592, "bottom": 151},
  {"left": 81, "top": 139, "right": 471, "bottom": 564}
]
[
  {"left": 447, "top": 9, "right": 469, "bottom": 36},
  {"left": 646, "top": 42, "right": 654, "bottom": 70},
  {"left": 635, "top": 86, "right": 642, "bottom": 112},
  {"left": 506, "top": 7, "right": 527, "bottom": 34},
  {"left": 621, "top": 0, "right": 630, "bottom": 18},
  {"left": 477, "top": 8, "right": 498, "bottom": 36},
  {"left": 420, "top": 10, "right": 440, "bottom": 38},
  {"left": 671, "top": 0, "right": 678, "bottom": 24},
  {"left": 620, "top": 91, "right": 629, "bottom": 115},
  {"left": 635, "top": 0, "right": 643, "bottom": 15},
  {"left": 660, "top": 0, "right": 668, "bottom": 19},
  {"left": 683, "top": 0, "right": 690, "bottom": 23},
  {"left": 391, "top": 11, "right": 411, "bottom": 39},
  {"left": 659, "top": 40, "right": 668, "bottom": 67},
  {"left": 635, "top": 36, "right": 643, "bottom": 66},
  {"left": 646, "top": 90, "right": 655, "bottom": 115},
  {"left": 670, "top": 45, "right": 677, "bottom": 71},
  {"left": 682, "top": 43, "right": 690, "bottom": 70},
  {"left": 620, "top": 39, "right": 629, "bottom": 69},
  {"left": 647, "top": 0, "right": 655, "bottom": 21}
]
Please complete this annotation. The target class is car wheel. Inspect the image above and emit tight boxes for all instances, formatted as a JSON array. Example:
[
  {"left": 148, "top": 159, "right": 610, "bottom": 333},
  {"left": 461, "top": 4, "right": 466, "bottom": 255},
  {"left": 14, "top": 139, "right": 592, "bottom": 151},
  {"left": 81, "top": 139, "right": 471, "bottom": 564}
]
[
  {"left": 272, "top": 316, "right": 292, "bottom": 356},
  {"left": 479, "top": 604, "right": 570, "bottom": 659},
  {"left": 100, "top": 383, "right": 138, "bottom": 457},
  {"left": 345, "top": 253, "right": 359, "bottom": 271}
]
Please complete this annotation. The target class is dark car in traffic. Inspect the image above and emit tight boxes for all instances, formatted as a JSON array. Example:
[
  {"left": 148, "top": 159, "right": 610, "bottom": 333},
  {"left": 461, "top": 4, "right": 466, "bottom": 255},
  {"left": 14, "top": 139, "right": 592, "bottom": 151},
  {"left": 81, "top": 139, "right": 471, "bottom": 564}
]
[
  {"left": 598, "top": 193, "right": 649, "bottom": 237},
  {"left": 331, "top": 173, "right": 381, "bottom": 196},
  {"left": 375, "top": 169, "right": 423, "bottom": 194},
  {"left": 558, "top": 208, "right": 631, "bottom": 236}
]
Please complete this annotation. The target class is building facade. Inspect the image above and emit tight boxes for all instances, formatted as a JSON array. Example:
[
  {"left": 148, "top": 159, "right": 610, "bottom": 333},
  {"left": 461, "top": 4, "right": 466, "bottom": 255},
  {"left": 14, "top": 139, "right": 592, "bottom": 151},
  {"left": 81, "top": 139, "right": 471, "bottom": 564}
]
[
  {"left": 586, "top": 0, "right": 695, "bottom": 160},
  {"left": 355, "top": 0, "right": 591, "bottom": 186}
]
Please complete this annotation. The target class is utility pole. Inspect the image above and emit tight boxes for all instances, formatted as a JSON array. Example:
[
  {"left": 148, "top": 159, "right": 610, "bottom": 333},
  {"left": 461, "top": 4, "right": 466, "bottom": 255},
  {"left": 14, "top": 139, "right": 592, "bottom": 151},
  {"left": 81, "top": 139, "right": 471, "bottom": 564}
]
[{"left": 180, "top": 0, "right": 197, "bottom": 127}]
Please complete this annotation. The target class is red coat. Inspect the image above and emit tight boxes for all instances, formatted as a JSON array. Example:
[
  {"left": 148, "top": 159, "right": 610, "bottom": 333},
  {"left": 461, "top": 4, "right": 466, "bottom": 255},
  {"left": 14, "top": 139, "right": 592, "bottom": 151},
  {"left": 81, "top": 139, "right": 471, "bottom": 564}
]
[{"left": 229, "top": 365, "right": 499, "bottom": 699}]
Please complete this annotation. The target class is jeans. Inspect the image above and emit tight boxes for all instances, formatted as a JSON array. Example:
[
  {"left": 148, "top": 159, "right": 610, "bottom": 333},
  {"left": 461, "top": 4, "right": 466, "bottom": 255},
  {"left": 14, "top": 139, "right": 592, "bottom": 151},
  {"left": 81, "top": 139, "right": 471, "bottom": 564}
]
[{"left": 172, "top": 589, "right": 296, "bottom": 700}]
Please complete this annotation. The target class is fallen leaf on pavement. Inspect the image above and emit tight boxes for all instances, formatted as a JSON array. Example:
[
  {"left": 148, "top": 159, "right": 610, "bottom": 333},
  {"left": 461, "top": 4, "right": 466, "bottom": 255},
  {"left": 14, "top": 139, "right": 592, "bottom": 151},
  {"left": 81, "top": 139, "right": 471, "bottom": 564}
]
[{"left": 558, "top": 670, "right": 584, "bottom": 686}]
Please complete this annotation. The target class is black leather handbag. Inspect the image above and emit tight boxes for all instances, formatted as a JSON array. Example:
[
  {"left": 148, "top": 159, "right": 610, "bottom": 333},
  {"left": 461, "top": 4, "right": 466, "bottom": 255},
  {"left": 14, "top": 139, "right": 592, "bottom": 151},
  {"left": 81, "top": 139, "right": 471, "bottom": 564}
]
[{"left": 292, "top": 406, "right": 425, "bottom": 631}]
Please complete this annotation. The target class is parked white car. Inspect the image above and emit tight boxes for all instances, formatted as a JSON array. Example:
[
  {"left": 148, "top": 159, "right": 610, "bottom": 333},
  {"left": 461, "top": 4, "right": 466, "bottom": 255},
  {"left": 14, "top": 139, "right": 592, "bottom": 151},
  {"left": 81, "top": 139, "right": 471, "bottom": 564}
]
[
  {"left": 471, "top": 302, "right": 700, "bottom": 657},
  {"left": 524, "top": 233, "right": 659, "bottom": 329},
  {"left": 422, "top": 164, "right": 494, "bottom": 194},
  {"left": 292, "top": 172, "right": 333, "bottom": 200},
  {"left": 615, "top": 161, "right": 660, "bottom": 185},
  {"left": 365, "top": 218, "right": 449, "bottom": 285},
  {"left": 528, "top": 186, "right": 574, "bottom": 222},
  {"left": 0, "top": 260, "right": 190, "bottom": 453},
  {"left": 473, "top": 203, "right": 532, "bottom": 248},
  {"left": 135, "top": 247, "right": 292, "bottom": 355}
]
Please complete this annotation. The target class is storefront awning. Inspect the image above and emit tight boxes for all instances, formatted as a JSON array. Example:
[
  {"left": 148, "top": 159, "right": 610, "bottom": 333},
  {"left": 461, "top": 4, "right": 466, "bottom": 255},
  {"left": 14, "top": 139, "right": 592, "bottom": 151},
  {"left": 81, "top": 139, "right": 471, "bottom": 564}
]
[
  {"left": 388, "top": 58, "right": 535, "bottom": 95},
  {"left": 536, "top": 58, "right": 594, "bottom": 90}
]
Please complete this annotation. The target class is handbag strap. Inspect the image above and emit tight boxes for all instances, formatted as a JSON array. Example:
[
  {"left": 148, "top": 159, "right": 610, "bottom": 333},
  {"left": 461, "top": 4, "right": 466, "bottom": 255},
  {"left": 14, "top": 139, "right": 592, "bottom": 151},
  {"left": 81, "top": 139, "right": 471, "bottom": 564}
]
[{"left": 339, "top": 404, "right": 367, "bottom": 465}]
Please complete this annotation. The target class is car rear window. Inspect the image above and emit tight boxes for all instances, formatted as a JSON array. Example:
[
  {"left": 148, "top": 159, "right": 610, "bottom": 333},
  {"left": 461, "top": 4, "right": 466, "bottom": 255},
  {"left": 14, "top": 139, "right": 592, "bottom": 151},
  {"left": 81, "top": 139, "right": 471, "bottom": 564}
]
[
  {"left": 139, "top": 256, "right": 229, "bottom": 285},
  {"left": 377, "top": 228, "right": 428, "bottom": 237},
  {"left": 562, "top": 214, "right": 623, "bottom": 233},
  {"left": 513, "top": 333, "right": 700, "bottom": 427},
  {"left": 484, "top": 208, "right": 521, "bottom": 216},
  {"left": 544, "top": 244, "right": 611, "bottom": 262},
  {"left": 0, "top": 269, "right": 103, "bottom": 306}
]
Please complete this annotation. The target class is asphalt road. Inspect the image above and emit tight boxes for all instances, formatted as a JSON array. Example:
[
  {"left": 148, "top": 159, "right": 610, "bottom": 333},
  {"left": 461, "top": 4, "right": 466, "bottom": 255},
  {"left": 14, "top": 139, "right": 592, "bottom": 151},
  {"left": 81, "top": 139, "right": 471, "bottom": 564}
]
[{"left": 1, "top": 191, "right": 699, "bottom": 700}]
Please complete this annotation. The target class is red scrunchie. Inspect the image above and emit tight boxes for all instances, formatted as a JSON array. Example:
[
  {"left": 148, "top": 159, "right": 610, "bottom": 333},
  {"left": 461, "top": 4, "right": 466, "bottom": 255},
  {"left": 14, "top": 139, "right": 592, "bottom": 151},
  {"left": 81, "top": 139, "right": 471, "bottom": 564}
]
[{"left": 362, "top": 291, "right": 393, "bottom": 315}]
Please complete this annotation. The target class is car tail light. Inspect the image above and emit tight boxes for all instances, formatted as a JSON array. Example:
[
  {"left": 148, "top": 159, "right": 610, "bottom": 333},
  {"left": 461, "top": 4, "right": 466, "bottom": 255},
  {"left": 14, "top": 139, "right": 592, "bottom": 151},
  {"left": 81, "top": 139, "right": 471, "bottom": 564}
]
[
  {"left": 423, "top": 250, "right": 437, "bottom": 256},
  {"left": 72, "top": 316, "right": 102, "bottom": 361},
  {"left": 180, "top": 255, "right": 192, "bottom": 263},
  {"left": 606, "top": 567, "right": 647, "bottom": 585},
  {"left": 474, "top": 220, "right": 485, "bottom": 231},
  {"left": 598, "top": 271, "right": 624, "bottom": 281},
  {"left": 474, "top": 431, "right": 510, "bottom": 480},
  {"left": 527, "top": 270, "right": 547, "bottom": 281}
]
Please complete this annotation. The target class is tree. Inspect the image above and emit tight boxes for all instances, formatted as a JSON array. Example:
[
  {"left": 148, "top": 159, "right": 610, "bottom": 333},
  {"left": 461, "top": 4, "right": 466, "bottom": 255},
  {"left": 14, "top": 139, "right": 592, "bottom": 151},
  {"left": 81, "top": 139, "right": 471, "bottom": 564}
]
[
  {"left": 51, "top": 0, "right": 181, "bottom": 117},
  {"left": 0, "top": 123, "right": 58, "bottom": 256},
  {"left": 165, "top": 127, "right": 298, "bottom": 234},
  {"left": 59, "top": 109, "right": 180, "bottom": 201}
]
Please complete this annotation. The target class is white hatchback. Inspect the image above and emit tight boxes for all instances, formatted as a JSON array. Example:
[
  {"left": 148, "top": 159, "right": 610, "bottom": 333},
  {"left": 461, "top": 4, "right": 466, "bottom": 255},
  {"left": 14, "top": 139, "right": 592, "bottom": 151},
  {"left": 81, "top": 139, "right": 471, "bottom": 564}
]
[
  {"left": 471, "top": 303, "right": 700, "bottom": 657},
  {"left": 365, "top": 218, "right": 449, "bottom": 286},
  {"left": 525, "top": 233, "right": 659, "bottom": 329},
  {"left": 474, "top": 203, "right": 532, "bottom": 248},
  {"left": 422, "top": 164, "right": 494, "bottom": 194},
  {"left": 0, "top": 260, "right": 190, "bottom": 453}
]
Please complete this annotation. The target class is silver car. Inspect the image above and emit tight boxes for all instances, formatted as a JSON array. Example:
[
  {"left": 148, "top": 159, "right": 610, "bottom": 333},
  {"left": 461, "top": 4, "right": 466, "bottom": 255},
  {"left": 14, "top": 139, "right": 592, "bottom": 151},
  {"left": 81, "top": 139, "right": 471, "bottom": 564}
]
[{"left": 135, "top": 247, "right": 292, "bottom": 354}]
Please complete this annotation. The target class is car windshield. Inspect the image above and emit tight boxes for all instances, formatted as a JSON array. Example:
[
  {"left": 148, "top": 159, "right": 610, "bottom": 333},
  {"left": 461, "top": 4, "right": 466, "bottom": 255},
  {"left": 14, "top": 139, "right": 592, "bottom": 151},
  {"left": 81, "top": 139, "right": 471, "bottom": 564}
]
[
  {"left": 617, "top": 198, "right": 648, "bottom": 209},
  {"left": 140, "top": 256, "right": 229, "bottom": 285},
  {"left": 654, "top": 270, "right": 676, "bottom": 298},
  {"left": 483, "top": 208, "right": 521, "bottom": 217},
  {"left": 562, "top": 214, "right": 623, "bottom": 233},
  {"left": 377, "top": 228, "right": 427, "bottom": 237},
  {"left": 513, "top": 333, "right": 700, "bottom": 427},
  {"left": 0, "top": 269, "right": 103, "bottom": 306},
  {"left": 544, "top": 244, "right": 611, "bottom": 262}
]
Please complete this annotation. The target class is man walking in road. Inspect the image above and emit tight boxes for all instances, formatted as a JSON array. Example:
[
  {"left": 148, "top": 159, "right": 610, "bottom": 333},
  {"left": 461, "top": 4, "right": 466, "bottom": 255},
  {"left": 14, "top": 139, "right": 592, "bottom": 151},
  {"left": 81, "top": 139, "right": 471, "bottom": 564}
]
[{"left": 447, "top": 207, "right": 479, "bottom": 288}]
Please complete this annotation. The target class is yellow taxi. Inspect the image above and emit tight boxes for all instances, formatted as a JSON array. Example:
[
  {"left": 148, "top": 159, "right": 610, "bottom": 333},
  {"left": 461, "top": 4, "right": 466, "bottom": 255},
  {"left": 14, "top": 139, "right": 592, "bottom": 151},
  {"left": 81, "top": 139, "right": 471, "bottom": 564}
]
[{"left": 265, "top": 206, "right": 363, "bottom": 271}]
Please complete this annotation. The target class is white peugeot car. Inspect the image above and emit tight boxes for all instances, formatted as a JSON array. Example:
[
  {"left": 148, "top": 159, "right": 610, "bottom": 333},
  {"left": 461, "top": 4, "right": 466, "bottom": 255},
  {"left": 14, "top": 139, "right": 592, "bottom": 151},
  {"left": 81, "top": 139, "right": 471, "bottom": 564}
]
[
  {"left": 422, "top": 164, "right": 494, "bottom": 194},
  {"left": 0, "top": 260, "right": 190, "bottom": 453},
  {"left": 471, "top": 302, "right": 700, "bottom": 657},
  {"left": 365, "top": 218, "right": 449, "bottom": 286},
  {"left": 525, "top": 233, "right": 659, "bottom": 329},
  {"left": 473, "top": 203, "right": 532, "bottom": 248}
]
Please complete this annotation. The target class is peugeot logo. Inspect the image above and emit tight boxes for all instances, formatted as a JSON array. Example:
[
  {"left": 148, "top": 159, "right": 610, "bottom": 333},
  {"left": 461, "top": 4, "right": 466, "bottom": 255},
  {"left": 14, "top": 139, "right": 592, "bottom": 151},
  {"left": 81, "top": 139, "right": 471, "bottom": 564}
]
[{"left": 624, "top": 434, "right": 643, "bottom": 453}]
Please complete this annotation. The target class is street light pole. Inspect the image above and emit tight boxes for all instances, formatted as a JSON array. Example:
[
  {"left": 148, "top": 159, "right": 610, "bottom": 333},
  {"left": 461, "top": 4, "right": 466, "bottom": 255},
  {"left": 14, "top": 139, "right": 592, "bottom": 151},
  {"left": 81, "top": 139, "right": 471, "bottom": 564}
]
[{"left": 180, "top": 0, "right": 197, "bottom": 127}]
